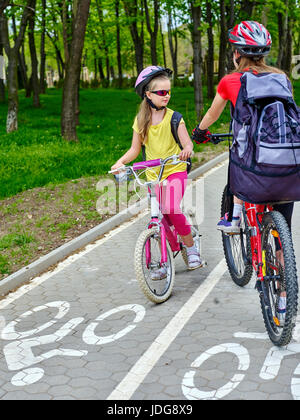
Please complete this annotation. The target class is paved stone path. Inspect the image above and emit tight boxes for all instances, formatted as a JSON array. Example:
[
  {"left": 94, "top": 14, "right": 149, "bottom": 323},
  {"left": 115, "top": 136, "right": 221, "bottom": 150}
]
[{"left": 0, "top": 161, "right": 299, "bottom": 400}]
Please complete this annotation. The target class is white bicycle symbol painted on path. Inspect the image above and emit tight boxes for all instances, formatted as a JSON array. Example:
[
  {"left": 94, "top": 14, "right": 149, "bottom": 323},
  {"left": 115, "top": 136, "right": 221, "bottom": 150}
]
[
  {"left": 1, "top": 300, "right": 300, "bottom": 400},
  {"left": 182, "top": 329, "right": 300, "bottom": 400},
  {"left": 1, "top": 301, "right": 145, "bottom": 387}
]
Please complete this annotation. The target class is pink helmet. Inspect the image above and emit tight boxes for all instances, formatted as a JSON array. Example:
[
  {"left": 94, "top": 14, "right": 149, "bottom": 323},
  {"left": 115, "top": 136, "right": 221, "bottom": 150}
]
[
  {"left": 135, "top": 66, "right": 172, "bottom": 98},
  {"left": 228, "top": 21, "right": 272, "bottom": 57}
]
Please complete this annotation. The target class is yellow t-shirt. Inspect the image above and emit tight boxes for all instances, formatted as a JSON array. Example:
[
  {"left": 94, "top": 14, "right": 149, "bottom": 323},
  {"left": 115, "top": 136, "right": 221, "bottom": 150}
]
[{"left": 132, "top": 108, "right": 187, "bottom": 181}]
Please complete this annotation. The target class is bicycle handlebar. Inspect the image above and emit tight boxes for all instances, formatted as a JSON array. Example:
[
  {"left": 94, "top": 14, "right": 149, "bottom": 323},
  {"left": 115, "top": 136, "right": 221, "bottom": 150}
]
[
  {"left": 208, "top": 133, "right": 233, "bottom": 144},
  {"left": 109, "top": 154, "right": 190, "bottom": 186}
]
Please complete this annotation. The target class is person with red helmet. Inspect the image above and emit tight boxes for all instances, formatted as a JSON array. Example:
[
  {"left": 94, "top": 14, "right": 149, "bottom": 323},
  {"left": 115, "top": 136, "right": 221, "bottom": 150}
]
[
  {"left": 192, "top": 21, "right": 295, "bottom": 319},
  {"left": 192, "top": 21, "right": 293, "bottom": 232},
  {"left": 111, "top": 66, "right": 203, "bottom": 276}
]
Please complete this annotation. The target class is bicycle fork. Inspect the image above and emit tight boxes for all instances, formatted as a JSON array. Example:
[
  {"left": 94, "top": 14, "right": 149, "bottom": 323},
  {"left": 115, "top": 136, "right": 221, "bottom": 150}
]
[{"left": 246, "top": 205, "right": 273, "bottom": 311}]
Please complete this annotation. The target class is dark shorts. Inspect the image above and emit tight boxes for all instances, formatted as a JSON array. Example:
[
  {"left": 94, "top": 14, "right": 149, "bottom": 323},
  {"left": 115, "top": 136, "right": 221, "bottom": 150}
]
[{"left": 272, "top": 202, "right": 294, "bottom": 251}]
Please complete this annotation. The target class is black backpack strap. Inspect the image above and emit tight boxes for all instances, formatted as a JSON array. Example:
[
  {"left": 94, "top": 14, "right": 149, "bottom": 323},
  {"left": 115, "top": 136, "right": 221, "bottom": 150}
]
[
  {"left": 170, "top": 111, "right": 183, "bottom": 149},
  {"left": 141, "top": 144, "right": 146, "bottom": 161}
]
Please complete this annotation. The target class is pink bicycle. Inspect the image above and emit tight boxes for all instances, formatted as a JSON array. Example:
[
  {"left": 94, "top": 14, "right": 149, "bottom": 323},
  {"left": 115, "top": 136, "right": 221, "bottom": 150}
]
[{"left": 110, "top": 155, "right": 203, "bottom": 303}]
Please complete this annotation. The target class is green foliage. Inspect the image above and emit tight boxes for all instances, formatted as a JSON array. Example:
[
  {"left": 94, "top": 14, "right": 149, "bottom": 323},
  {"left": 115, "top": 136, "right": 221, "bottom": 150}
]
[{"left": 0, "top": 86, "right": 231, "bottom": 199}]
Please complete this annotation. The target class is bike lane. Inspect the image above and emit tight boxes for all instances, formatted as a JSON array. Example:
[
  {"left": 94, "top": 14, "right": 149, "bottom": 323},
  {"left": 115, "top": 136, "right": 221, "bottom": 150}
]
[{"left": 0, "top": 161, "right": 299, "bottom": 400}]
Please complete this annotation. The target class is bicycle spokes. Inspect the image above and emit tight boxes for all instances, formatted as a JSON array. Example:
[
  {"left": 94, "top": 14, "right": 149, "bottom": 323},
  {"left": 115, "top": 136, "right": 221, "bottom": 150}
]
[{"left": 259, "top": 211, "right": 298, "bottom": 346}]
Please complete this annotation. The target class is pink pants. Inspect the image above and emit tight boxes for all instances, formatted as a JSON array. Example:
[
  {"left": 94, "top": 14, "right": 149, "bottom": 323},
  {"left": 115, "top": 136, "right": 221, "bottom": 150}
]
[{"left": 155, "top": 171, "right": 191, "bottom": 236}]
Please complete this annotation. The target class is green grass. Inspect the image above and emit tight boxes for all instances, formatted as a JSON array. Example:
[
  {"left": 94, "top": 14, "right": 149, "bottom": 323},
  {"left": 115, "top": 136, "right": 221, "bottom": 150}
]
[
  {"left": 0, "top": 81, "right": 299, "bottom": 199},
  {"left": 0, "top": 86, "right": 231, "bottom": 199}
]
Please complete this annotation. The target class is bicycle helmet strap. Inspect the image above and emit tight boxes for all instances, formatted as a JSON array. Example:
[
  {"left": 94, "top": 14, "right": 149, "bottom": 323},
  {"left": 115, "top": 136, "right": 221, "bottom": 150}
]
[{"left": 146, "top": 96, "right": 166, "bottom": 111}]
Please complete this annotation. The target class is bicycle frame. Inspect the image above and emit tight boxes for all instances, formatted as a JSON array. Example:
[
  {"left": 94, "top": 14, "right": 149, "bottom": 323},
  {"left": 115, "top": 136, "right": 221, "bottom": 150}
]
[
  {"left": 110, "top": 155, "right": 189, "bottom": 266},
  {"left": 146, "top": 181, "right": 182, "bottom": 267},
  {"left": 243, "top": 201, "right": 283, "bottom": 293}
]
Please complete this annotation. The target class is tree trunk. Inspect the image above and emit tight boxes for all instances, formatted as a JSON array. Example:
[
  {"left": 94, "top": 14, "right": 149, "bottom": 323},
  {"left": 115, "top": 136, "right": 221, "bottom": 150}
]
[
  {"left": 61, "top": 0, "right": 71, "bottom": 64},
  {"left": 61, "top": 0, "right": 91, "bottom": 141},
  {"left": 122, "top": 0, "right": 144, "bottom": 74},
  {"left": 190, "top": 2, "right": 203, "bottom": 120},
  {"left": 239, "top": 0, "right": 256, "bottom": 19},
  {"left": 225, "top": 0, "right": 235, "bottom": 73},
  {"left": 167, "top": 10, "right": 178, "bottom": 80},
  {"left": 19, "top": 42, "right": 30, "bottom": 95},
  {"left": 144, "top": 0, "right": 159, "bottom": 65},
  {"left": 28, "top": 0, "right": 40, "bottom": 108},
  {"left": 282, "top": 18, "right": 292, "bottom": 75},
  {"left": 98, "top": 57, "right": 105, "bottom": 80},
  {"left": 206, "top": 0, "right": 214, "bottom": 99},
  {"left": 159, "top": 20, "right": 166, "bottom": 68},
  {"left": 0, "top": 0, "right": 10, "bottom": 16},
  {"left": 0, "top": 30, "right": 5, "bottom": 102},
  {"left": 96, "top": 0, "right": 110, "bottom": 83},
  {"left": 0, "top": 0, "right": 33, "bottom": 132},
  {"left": 6, "top": 51, "right": 19, "bottom": 132},
  {"left": 115, "top": 0, "right": 122, "bottom": 88},
  {"left": 40, "top": 0, "right": 46, "bottom": 93},
  {"left": 218, "top": 0, "right": 227, "bottom": 80},
  {"left": 47, "top": 30, "right": 65, "bottom": 80}
]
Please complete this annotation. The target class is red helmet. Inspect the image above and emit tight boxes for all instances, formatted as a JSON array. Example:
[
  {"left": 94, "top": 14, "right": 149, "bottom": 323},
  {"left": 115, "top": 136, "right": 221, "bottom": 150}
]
[{"left": 228, "top": 21, "right": 272, "bottom": 57}]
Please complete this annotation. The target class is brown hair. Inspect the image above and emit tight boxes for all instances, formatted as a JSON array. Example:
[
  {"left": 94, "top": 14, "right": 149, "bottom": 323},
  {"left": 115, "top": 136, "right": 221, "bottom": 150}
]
[
  {"left": 136, "top": 75, "right": 170, "bottom": 143},
  {"left": 233, "top": 55, "right": 284, "bottom": 75}
]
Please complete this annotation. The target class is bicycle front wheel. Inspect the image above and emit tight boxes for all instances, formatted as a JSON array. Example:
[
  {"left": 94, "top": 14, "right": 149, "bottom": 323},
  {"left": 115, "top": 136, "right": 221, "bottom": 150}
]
[
  {"left": 221, "top": 186, "right": 253, "bottom": 287},
  {"left": 134, "top": 228, "right": 175, "bottom": 304},
  {"left": 260, "top": 211, "right": 298, "bottom": 346}
]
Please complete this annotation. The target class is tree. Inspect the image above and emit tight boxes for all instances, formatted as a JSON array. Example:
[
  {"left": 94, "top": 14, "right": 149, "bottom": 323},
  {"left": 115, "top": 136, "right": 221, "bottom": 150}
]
[
  {"left": 189, "top": 1, "right": 203, "bottom": 119},
  {"left": 218, "top": 0, "right": 227, "bottom": 80},
  {"left": 39, "top": 0, "right": 46, "bottom": 93},
  {"left": 28, "top": 0, "right": 40, "bottom": 107},
  {"left": 115, "top": 0, "right": 122, "bottom": 87},
  {"left": 0, "top": 0, "right": 10, "bottom": 16},
  {"left": 61, "top": 0, "right": 91, "bottom": 141},
  {"left": 206, "top": 0, "right": 214, "bottom": 99},
  {"left": 122, "top": 0, "right": 144, "bottom": 74},
  {"left": 144, "top": 0, "right": 160, "bottom": 65},
  {"left": 167, "top": 6, "right": 178, "bottom": 80},
  {"left": 0, "top": 0, "right": 34, "bottom": 132},
  {"left": 0, "top": 30, "right": 5, "bottom": 102}
]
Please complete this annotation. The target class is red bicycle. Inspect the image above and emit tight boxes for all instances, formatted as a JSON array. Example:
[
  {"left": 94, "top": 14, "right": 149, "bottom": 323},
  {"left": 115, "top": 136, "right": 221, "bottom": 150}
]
[{"left": 211, "top": 133, "right": 298, "bottom": 347}]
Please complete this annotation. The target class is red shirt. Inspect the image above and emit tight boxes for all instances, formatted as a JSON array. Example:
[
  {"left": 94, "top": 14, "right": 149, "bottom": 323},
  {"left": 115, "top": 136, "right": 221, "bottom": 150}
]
[
  {"left": 217, "top": 69, "right": 258, "bottom": 107},
  {"left": 217, "top": 73, "right": 243, "bottom": 107}
]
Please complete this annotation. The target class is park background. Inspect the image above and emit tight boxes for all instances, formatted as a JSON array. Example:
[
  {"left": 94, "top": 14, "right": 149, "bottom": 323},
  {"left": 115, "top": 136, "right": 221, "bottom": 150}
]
[{"left": 0, "top": 0, "right": 299, "bottom": 279}]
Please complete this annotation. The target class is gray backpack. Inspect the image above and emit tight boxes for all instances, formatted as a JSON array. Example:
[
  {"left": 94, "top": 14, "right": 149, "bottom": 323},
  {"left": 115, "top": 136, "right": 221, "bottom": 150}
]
[{"left": 229, "top": 71, "right": 300, "bottom": 204}]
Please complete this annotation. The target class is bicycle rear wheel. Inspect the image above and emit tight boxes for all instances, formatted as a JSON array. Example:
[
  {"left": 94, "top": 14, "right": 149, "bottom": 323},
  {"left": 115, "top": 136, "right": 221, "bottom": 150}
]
[
  {"left": 260, "top": 211, "right": 298, "bottom": 346},
  {"left": 221, "top": 186, "right": 253, "bottom": 287},
  {"left": 134, "top": 228, "right": 175, "bottom": 304}
]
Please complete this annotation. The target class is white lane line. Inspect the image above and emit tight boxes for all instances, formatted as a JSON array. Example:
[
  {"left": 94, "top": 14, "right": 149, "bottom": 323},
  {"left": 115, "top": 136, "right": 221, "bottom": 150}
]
[{"left": 107, "top": 258, "right": 227, "bottom": 400}]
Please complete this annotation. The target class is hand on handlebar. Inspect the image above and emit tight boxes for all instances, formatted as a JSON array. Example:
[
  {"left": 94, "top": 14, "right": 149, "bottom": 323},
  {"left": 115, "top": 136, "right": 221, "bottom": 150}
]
[
  {"left": 110, "top": 161, "right": 126, "bottom": 174},
  {"left": 191, "top": 126, "right": 212, "bottom": 144},
  {"left": 179, "top": 145, "right": 193, "bottom": 161}
]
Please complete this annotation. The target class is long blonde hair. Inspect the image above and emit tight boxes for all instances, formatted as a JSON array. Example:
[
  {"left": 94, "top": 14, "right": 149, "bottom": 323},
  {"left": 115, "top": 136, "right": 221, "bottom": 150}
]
[
  {"left": 233, "top": 55, "right": 284, "bottom": 75},
  {"left": 136, "top": 75, "right": 170, "bottom": 144}
]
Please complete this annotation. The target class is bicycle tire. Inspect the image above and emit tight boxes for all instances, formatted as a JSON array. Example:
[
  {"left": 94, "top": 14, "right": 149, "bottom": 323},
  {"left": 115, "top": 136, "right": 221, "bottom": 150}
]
[
  {"left": 260, "top": 211, "right": 298, "bottom": 346},
  {"left": 221, "top": 185, "right": 253, "bottom": 287},
  {"left": 134, "top": 228, "right": 175, "bottom": 304}
]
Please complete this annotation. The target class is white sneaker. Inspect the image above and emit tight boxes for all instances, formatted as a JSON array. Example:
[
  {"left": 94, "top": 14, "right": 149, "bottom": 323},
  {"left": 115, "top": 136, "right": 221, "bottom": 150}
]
[
  {"left": 187, "top": 248, "right": 203, "bottom": 271},
  {"left": 277, "top": 296, "right": 286, "bottom": 325}
]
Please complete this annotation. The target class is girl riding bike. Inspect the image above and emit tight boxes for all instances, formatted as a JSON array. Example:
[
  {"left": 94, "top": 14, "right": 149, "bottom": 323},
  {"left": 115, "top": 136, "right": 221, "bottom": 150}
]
[
  {"left": 192, "top": 21, "right": 297, "bottom": 320},
  {"left": 111, "top": 66, "right": 203, "bottom": 279}
]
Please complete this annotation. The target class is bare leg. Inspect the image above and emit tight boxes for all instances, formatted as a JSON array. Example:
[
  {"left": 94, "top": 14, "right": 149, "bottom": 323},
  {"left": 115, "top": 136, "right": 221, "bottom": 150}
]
[{"left": 181, "top": 233, "right": 194, "bottom": 247}]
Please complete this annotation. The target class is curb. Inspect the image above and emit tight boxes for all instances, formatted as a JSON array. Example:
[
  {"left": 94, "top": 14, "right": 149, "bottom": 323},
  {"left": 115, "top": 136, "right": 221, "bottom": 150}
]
[{"left": 0, "top": 152, "right": 228, "bottom": 297}]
